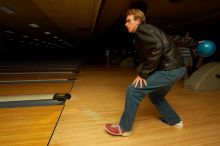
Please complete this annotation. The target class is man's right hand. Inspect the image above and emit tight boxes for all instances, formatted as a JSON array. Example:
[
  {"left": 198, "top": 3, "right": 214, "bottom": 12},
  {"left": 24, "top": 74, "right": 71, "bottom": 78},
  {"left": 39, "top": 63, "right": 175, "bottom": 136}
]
[{"left": 132, "top": 75, "right": 147, "bottom": 88}]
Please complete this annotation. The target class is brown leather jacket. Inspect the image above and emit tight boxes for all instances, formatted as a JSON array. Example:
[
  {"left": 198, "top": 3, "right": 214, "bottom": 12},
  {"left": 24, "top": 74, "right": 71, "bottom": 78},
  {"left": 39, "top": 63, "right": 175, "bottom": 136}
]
[{"left": 134, "top": 23, "right": 184, "bottom": 79}]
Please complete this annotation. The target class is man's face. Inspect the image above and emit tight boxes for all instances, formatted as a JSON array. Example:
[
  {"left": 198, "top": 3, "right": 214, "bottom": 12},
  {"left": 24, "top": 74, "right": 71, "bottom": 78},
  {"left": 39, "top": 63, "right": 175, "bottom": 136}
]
[{"left": 125, "top": 15, "right": 140, "bottom": 33}]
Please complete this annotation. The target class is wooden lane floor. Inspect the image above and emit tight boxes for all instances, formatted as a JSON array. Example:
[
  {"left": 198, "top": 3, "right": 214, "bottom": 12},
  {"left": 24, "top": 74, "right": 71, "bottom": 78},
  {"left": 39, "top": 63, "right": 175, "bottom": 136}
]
[
  {"left": 49, "top": 66, "right": 220, "bottom": 146},
  {"left": 0, "top": 105, "right": 64, "bottom": 146},
  {"left": 0, "top": 60, "right": 81, "bottom": 74},
  {"left": 0, "top": 60, "right": 80, "bottom": 97},
  {"left": 0, "top": 60, "right": 80, "bottom": 145},
  {"left": 0, "top": 81, "right": 73, "bottom": 96}
]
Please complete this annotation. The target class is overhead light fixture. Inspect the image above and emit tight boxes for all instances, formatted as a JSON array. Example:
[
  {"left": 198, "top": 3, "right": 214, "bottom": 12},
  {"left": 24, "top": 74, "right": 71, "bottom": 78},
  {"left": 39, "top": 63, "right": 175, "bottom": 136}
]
[
  {"left": 44, "top": 31, "right": 51, "bottom": 35},
  {"left": 5, "top": 30, "right": 14, "bottom": 34},
  {"left": 34, "top": 38, "right": 39, "bottom": 41},
  {"left": 0, "top": 6, "right": 16, "bottom": 15},
  {"left": 53, "top": 36, "right": 58, "bottom": 39},
  {"left": 29, "top": 23, "right": 40, "bottom": 28},
  {"left": 63, "top": 41, "right": 74, "bottom": 48},
  {"left": 22, "top": 35, "right": 29, "bottom": 38}
]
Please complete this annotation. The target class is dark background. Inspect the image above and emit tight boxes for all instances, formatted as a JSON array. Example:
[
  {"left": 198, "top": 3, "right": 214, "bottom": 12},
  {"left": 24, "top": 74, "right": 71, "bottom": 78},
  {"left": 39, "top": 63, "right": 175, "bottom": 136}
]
[{"left": 0, "top": 0, "right": 219, "bottom": 63}]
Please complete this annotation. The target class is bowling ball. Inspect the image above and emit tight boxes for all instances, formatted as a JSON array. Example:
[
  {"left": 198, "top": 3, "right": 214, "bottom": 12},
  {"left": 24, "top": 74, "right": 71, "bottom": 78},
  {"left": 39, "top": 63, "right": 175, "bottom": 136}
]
[{"left": 197, "top": 40, "right": 216, "bottom": 57}]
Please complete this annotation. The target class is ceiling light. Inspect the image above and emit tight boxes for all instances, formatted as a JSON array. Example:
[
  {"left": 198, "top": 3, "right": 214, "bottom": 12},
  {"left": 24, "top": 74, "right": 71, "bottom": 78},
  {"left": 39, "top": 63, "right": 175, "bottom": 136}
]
[
  {"left": 0, "top": 6, "right": 16, "bottom": 15},
  {"left": 63, "top": 41, "right": 74, "bottom": 48},
  {"left": 22, "top": 35, "right": 29, "bottom": 38},
  {"left": 29, "top": 23, "right": 40, "bottom": 28},
  {"left": 34, "top": 39, "right": 39, "bottom": 41},
  {"left": 53, "top": 36, "right": 58, "bottom": 39},
  {"left": 5, "top": 30, "right": 14, "bottom": 34},
  {"left": 44, "top": 31, "right": 51, "bottom": 35}
]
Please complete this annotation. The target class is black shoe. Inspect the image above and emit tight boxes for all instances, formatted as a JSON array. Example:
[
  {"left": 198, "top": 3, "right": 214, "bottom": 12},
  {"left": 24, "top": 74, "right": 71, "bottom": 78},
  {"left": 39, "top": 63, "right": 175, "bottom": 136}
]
[
  {"left": 159, "top": 117, "right": 168, "bottom": 124},
  {"left": 159, "top": 117, "right": 183, "bottom": 129}
]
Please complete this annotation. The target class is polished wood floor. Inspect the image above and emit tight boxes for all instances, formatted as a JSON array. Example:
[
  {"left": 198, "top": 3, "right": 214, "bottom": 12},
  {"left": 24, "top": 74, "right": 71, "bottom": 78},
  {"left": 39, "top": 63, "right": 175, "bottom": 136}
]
[
  {"left": 0, "top": 105, "right": 63, "bottom": 146},
  {"left": 1, "top": 66, "right": 220, "bottom": 146},
  {"left": 49, "top": 66, "right": 220, "bottom": 146}
]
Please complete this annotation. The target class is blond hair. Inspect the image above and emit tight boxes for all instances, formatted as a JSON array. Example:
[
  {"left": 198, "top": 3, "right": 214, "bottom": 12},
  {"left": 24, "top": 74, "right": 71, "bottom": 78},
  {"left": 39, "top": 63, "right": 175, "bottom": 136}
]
[{"left": 126, "top": 9, "right": 146, "bottom": 23}]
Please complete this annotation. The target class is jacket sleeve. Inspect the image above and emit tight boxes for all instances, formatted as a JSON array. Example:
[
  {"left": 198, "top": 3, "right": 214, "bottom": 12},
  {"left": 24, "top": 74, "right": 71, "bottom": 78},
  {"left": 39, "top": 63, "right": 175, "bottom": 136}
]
[{"left": 136, "top": 30, "right": 163, "bottom": 79}]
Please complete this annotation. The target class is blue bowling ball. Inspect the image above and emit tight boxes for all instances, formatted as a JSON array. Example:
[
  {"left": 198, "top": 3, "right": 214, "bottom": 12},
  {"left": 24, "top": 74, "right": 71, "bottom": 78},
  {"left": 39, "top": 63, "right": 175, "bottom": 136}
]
[{"left": 197, "top": 40, "right": 216, "bottom": 57}]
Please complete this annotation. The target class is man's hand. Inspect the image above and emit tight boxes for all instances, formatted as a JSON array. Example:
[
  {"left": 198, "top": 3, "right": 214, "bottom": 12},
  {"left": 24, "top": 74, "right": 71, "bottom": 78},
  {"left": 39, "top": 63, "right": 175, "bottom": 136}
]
[{"left": 132, "top": 75, "right": 147, "bottom": 88}]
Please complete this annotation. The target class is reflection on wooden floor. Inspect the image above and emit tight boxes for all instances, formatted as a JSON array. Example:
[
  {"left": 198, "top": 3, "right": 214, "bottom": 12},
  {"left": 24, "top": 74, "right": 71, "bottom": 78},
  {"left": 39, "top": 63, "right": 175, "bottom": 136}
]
[
  {"left": 0, "top": 105, "right": 63, "bottom": 146},
  {"left": 1, "top": 66, "right": 220, "bottom": 146},
  {"left": 49, "top": 66, "right": 220, "bottom": 146}
]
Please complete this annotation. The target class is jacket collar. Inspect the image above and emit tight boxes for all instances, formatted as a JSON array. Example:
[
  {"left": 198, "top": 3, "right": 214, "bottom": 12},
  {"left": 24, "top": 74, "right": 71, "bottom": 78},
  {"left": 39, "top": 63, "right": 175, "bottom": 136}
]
[{"left": 135, "top": 23, "right": 147, "bottom": 34}]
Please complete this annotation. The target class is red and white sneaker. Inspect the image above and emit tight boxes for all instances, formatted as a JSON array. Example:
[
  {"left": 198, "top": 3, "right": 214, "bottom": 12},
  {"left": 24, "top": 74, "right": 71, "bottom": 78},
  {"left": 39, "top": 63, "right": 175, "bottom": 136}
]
[{"left": 105, "top": 124, "right": 131, "bottom": 136}]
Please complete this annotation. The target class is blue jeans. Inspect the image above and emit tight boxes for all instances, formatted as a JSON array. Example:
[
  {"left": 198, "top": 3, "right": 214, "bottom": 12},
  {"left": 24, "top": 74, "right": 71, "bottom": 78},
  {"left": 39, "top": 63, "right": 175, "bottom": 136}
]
[{"left": 119, "top": 67, "right": 186, "bottom": 131}]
